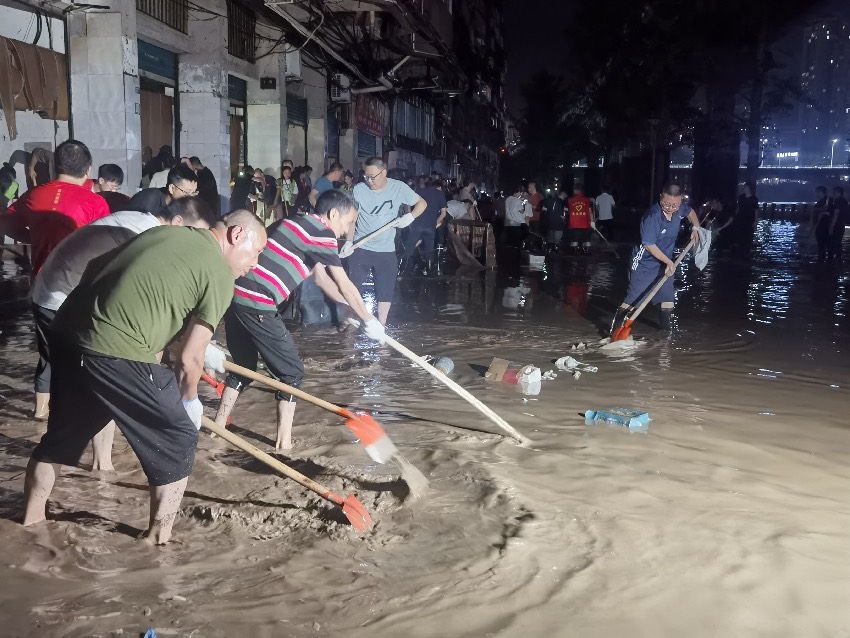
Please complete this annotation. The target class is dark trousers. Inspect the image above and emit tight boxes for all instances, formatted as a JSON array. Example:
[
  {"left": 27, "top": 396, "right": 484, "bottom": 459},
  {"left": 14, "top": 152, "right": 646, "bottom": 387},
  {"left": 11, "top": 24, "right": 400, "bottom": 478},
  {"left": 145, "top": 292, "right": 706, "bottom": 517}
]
[
  {"left": 403, "top": 226, "right": 437, "bottom": 260},
  {"left": 33, "top": 303, "right": 55, "bottom": 393},
  {"left": 223, "top": 303, "right": 303, "bottom": 401},
  {"left": 816, "top": 218, "right": 834, "bottom": 261},
  {"left": 830, "top": 224, "right": 846, "bottom": 259}
]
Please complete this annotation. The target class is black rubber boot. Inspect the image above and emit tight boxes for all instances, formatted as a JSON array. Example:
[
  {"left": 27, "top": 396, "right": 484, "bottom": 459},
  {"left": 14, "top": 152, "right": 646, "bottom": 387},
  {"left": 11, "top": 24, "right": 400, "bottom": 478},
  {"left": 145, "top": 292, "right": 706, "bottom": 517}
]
[{"left": 659, "top": 307, "right": 673, "bottom": 332}]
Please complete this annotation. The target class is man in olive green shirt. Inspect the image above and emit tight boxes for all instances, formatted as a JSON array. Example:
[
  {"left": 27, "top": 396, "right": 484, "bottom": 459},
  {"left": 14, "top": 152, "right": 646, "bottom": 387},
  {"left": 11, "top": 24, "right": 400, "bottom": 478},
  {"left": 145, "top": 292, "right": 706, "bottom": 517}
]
[{"left": 23, "top": 210, "right": 267, "bottom": 545}]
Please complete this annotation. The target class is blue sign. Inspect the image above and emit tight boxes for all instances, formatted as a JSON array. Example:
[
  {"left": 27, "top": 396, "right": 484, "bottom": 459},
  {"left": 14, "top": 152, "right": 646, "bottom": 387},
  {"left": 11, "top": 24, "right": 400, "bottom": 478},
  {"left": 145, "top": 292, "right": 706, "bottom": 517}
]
[{"left": 138, "top": 40, "right": 177, "bottom": 81}]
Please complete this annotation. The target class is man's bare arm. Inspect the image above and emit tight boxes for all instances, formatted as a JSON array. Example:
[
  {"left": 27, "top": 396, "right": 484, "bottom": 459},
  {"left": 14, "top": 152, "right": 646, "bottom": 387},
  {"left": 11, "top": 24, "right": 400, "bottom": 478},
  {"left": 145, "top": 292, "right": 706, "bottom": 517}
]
[{"left": 175, "top": 317, "right": 214, "bottom": 400}]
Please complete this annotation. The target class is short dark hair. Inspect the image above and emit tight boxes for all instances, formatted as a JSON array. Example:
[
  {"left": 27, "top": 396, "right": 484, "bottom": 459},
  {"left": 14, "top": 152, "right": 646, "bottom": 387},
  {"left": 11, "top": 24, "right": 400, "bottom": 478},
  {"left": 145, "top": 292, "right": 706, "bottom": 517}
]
[
  {"left": 304, "top": 165, "right": 313, "bottom": 173},
  {"left": 128, "top": 188, "right": 168, "bottom": 217},
  {"left": 168, "top": 164, "right": 198, "bottom": 187},
  {"left": 98, "top": 163, "right": 124, "bottom": 185},
  {"left": 601, "top": 184, "right": 610, "bottom": 192},
  {"left": 189, "top": 156, "right": 202, "bottom": 166},
  {"left": 364, "top": 156, "right": 385, "bottom": 170},
  {"left": 327, "top": 162, "right": 344, "bottom": 173},
  {"left": 431, "top": 178, "right": 444, "bottom": 189},
  {"left": 314, "top": 189, "right": 356, "bottom": 216},
  {"left": 661, "top": 184, "right": 684, "bottom": 197},
  {"left": 163, "top": 196, "right": 215, "bottom": 227},
  {"left": 343, "top": 170, "right": 353, "bottom": 179},
  {"left": 55, "top": 139, "right": 92, "bottom": 178}
]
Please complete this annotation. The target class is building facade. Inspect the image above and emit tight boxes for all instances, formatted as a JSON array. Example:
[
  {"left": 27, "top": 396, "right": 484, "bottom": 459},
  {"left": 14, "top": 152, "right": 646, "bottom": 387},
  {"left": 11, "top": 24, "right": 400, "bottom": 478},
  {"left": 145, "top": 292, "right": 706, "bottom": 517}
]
[{"left": 0, "top": 0, "right": 506, "bottom": 206}]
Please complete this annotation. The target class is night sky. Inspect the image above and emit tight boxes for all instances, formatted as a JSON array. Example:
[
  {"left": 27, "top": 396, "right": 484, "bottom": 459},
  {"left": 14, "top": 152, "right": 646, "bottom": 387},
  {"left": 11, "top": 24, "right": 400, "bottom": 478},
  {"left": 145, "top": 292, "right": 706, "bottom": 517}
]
[{"left": 503, "top": 0, "right": 574, "bottom": 116}]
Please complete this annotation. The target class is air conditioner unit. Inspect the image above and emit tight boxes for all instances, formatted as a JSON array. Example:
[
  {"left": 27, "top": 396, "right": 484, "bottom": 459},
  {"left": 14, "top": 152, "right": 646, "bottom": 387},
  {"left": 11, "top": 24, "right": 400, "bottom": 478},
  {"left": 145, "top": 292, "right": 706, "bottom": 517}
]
[
  {"left": 284, "top": 51, "right": 302, "bottom": 80},
  {"left": 330, "top": 74, "right": 351, "bottom": 103}
]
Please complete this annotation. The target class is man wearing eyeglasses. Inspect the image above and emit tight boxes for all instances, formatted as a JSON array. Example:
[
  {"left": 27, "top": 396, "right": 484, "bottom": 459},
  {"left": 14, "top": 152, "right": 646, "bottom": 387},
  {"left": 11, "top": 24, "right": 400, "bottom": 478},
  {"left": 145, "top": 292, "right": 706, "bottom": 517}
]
[
  {"left": 611, "top": 184, "right": 701, "bottom": 334},
  {"left": 160, "top": 164, "right": 200, "bottom": 202},
  {"left": 340, "top": 157, "right": 426, "bottom": 325}
]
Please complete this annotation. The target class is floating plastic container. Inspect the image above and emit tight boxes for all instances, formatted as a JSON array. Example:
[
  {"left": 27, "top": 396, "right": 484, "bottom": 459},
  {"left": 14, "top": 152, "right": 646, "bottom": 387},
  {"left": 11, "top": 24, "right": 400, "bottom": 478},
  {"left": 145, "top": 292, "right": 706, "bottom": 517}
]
[
  {"left": 486, "top": 357, "right": 540, "bottom": 384},
  {"left": 584, "top": 408, "right": 651, "bottom": 429},
  {"left": 433, "top": 356, "right": 454, "bottom": 375}
]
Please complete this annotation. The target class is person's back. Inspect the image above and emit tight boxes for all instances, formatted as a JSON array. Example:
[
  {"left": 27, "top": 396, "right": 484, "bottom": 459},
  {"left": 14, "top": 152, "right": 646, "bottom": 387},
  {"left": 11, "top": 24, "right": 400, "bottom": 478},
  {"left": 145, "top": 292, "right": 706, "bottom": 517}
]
[
  {"left": 414, "top": 185, "right": 447, "bottom": 228},
  {"left": 11, "top": 182, "right": 109, "bottom": 261},
  {"left": 596, "top": 191, "right": 615, "bottom": 221},
  {"left": 568, "top": 193, "right": 593, "bottom": 228},
  {"left": 53, "top": 225, "right": 233, "bottom": 362}
]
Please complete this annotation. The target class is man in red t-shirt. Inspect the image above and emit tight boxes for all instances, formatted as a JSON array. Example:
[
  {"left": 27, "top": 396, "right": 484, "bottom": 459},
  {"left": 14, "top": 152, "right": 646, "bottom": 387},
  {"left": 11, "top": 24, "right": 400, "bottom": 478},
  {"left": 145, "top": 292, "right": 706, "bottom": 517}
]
[
  {"left": 0, "top": 139, "right": 109, "bottom": 420},
  {"left": 1, "top": 139, "right": 109, "bottom": 278},
  {"left": 568, "top": 184, "right": 594, "bottom": 254},
  {"left": 527, "top": 182, "right": 544, "bottom": 235}
]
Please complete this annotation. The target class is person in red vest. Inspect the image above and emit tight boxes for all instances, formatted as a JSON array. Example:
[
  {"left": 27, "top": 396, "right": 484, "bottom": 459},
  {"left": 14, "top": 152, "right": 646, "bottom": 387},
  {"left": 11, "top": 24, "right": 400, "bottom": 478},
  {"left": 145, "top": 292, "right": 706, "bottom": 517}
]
[
  {"left": 568, "top": 184, "right": 594, "bottom": 254},
  {"left": 0, "top": 139, "right": 110, "bottom": 420}
]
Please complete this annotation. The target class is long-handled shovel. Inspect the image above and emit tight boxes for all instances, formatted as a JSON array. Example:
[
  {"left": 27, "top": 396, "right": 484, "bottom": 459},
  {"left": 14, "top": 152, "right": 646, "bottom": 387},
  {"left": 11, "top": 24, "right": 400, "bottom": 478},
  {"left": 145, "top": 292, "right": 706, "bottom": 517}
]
[
  {"left": 348, "top": 320, "right": 529, "bottom": 445},
  {"left": 611, "top": 238, "right": 695, "bottom": 342},
  {"left": 203, "top": 361, "right": 398, "bottom": 463},
  {"left": 349, "top": 216, "right": 406, "bottom": 252},
  {"left": 200, "top": 416, "right": 373, "bottom": 532},
  {"left": 592, "top": 225, "right": 620, "bottom": 258}
]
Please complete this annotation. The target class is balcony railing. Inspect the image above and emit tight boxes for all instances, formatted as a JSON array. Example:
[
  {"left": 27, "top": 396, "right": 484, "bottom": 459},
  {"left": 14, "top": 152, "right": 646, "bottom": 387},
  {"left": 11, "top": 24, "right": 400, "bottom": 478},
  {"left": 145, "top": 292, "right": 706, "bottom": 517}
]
[
  {"left": 136, "top": 0, "right": 189, "bottom": 34},
  {"left": 227, "top": 0, "right": 256, "bottom": 63}
]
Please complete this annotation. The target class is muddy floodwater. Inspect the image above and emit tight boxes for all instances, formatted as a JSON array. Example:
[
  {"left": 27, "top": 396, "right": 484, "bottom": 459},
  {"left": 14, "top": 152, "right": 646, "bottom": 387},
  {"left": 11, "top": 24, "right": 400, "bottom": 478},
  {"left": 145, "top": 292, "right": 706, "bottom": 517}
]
[{"left": 0, "top": 221, "right": 848, "bottom": 637}]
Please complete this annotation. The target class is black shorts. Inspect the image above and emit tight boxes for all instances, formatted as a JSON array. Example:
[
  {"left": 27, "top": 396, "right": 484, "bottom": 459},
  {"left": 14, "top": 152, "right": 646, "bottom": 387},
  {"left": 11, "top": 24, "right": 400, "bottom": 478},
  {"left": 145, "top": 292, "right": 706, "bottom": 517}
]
[
  {"left": 348, "top": 250, "right": 397, "bottom": 303},
  {"left": 223, "top": 303, "right": 303, "bottom": 401},
  {"left": 32, "top": 303, "right": 55, "bottom": 394},
  {"left": 31, "top": 341, "right": 199, "bottom": 486},
  {"left": 569, "top": 228, "right": 592, "bottom": 244}
]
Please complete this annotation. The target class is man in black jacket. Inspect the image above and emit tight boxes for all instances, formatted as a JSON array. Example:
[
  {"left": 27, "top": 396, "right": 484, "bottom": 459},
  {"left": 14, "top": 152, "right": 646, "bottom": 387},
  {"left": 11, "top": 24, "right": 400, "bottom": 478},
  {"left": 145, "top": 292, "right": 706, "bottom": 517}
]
[{"left": 190, "top": 157, "right": 219, "bottom": 217}]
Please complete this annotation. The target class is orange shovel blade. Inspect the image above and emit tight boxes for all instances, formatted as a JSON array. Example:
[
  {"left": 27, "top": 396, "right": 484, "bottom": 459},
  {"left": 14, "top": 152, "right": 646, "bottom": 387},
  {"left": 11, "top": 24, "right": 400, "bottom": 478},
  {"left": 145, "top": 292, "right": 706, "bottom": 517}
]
[
  {"left": 345, "top": 411, "right": 386, "bottom": 447},
  {"left": 611, "top": 320, "right": 633, "bottom": 342},
  {"left": 202, "top": 374, "right": 225, "bottom": 397},
  {"left": 341, "top": 494, "right": 374, "bottom": 532}
]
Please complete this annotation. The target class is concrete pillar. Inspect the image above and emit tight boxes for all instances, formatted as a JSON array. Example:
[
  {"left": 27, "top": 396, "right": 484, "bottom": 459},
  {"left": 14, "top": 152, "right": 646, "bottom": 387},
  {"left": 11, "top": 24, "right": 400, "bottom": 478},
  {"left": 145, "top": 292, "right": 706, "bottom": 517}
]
[
  {"left": 178, "top": 0, "right": 230, "bottom": 209},
  {"left": 68, "top": 0, "right": 142, "bottom": 194},
  {"left": 339, "top": 128, "right": 356, "bottom": 173},
  {"left": 246, "top": 50, "right": 286, "bottom": 176}
]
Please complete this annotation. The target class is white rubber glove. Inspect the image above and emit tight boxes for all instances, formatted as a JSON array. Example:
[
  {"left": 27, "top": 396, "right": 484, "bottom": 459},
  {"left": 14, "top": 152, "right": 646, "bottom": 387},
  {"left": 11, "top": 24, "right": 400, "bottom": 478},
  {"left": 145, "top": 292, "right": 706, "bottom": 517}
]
[
  {"left": 590, "top": 219, "right": 597, "bottom": 230},
  {"left": 363, "top": 318, "right": 387, "bottom": 344},
  {"left": 395, "top": 212, "right": 415, "bottom": 228},
  {"left": 182, "top": 397, "right": 203, "bottom": 430},
  {"left": 204, "top": 343, "right": 227, "bottom": 374},
  {"left": 339, "top": 240, "right": 355, "bottom": 258}
]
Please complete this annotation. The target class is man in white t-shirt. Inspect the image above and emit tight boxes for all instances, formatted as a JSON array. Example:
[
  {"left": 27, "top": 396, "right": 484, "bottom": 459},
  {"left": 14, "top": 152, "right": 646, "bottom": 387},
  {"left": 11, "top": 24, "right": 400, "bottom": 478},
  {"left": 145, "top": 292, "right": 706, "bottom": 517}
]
[
  {"left": 502, "top": 187, "right": 533, "bottom": 247},
  {"left": 339, "top": 157, "right": 426, "bottom": 325},
  {"left": 30, "top": 196, "right": 214, "bottom": 471},
  {"left": 594, "top": 185, "right": 615, "bottom": 239}
]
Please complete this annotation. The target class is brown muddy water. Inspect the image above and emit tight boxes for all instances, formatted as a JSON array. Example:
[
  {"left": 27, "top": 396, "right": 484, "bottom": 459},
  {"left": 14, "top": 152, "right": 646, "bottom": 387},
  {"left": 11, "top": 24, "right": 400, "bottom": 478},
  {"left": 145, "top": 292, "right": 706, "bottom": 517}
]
[{"left": 0, "top": 221, "right": 848, "bottom": 637}]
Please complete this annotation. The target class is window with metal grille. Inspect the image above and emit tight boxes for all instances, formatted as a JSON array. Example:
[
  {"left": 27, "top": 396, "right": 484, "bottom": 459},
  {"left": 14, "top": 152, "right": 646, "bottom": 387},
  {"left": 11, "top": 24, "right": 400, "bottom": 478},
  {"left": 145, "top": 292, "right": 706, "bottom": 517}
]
[
  {"left": 136, "top": 0, "right": 189, "bottom": 34},
  {"left": 227, "top": 0, "right": 256, "bottom": 63}
]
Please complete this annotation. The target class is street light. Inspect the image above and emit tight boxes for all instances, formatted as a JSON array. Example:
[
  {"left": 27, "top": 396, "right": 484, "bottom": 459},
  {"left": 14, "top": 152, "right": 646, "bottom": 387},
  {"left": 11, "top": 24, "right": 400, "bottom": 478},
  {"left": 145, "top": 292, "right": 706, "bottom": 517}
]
[{"left": 831, "top": 138, "right": 838, "bottom": 167}]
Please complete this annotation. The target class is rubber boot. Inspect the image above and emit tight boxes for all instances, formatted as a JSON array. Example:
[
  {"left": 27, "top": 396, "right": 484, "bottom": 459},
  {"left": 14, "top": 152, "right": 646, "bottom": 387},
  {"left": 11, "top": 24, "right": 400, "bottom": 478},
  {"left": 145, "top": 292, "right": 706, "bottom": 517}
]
[
  {"left": 609, "top": 307, "right": 630, "bottom": 336},
  {"left": 397, "top": 258, "right": 409, "bottom": 276},
  {"left": 425, "top": 259, "right": 436, "bottom": 277},
  {"left": 34, "top": 392, "right": 50, "bottom": 421},
  {"left": 659, "top": 307, "right": 673, "bottom": 332},
  {"left": 215, "top": 386, "right": 240, "bottom": 428}
]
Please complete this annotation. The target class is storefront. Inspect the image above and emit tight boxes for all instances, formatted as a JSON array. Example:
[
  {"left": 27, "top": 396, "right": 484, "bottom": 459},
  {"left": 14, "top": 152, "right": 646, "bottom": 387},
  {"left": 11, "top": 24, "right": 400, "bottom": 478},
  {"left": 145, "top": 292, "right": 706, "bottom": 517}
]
[
  {"left": 228, "top": 74, "right": 248, "bottom": 176},
  {"left": 286, "top": 93, "right": 308, "bottom": 165},
  {"left": 137, "top": 40, "right": 177, "bottom": 158},
  {"left": 354, "top": 94, "right": 385, "bottom": 161}
]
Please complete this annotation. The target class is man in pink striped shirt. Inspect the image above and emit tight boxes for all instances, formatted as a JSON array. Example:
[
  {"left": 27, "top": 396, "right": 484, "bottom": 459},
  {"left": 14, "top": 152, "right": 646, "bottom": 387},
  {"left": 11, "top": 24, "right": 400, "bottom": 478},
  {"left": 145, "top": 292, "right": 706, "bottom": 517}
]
[{"left": 215, "top": 190, "right": 386, "bottom": 449}]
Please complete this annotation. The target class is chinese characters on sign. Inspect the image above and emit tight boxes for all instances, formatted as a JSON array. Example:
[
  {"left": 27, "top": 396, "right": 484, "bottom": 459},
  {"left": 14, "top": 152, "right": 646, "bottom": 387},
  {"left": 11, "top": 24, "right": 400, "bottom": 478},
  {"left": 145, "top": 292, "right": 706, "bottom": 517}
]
[{"left": 354, "top": 94, "right": 385, "bottom": 137}]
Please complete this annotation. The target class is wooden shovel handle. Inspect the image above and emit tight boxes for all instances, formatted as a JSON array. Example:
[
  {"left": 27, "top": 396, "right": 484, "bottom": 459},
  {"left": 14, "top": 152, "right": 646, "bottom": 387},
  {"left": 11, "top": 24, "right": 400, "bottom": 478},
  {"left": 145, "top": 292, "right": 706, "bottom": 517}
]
[
  {"left": 222, "top": 360, "right": 352, "bottom": 420},
  {"left": 627, "top": 238, "right": 695, "bottom": 322},
  {"left": 200, "top": 416, "right": 343, "bottom": 505},
  {"left": 352, "top": 217, "right": 402, "bottom": 249}
]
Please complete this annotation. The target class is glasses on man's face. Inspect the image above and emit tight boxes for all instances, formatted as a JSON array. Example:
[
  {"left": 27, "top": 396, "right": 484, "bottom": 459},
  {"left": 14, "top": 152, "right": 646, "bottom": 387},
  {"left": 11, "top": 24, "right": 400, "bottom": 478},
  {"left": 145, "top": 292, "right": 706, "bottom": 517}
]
[
  {"left": 174, "top": 183, "right": 199, "bottom": 197},
  {"left": 660, "top": 199, "right": 680, "bottom": 211},
  {"left": 363, "top": 169, "right": 385, "bottom": 183}
]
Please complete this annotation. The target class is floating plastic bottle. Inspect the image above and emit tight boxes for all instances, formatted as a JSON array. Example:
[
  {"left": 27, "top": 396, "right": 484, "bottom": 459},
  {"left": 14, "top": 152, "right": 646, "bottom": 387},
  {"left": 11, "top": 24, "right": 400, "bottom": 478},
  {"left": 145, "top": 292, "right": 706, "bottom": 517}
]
[{"left": 585, "top": 408, "right": 651, "bottom": 429}]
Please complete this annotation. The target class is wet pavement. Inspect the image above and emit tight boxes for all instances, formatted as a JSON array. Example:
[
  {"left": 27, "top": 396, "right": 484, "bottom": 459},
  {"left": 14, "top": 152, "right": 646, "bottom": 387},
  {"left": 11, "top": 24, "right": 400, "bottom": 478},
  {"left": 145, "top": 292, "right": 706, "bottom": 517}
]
[{"left": 0, "top": 220, "right": 848, "bottom": 637}]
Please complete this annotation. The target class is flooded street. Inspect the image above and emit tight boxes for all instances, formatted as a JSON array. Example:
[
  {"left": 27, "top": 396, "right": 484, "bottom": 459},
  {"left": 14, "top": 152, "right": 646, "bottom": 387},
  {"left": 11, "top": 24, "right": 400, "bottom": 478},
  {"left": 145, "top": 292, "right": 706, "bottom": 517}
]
[{"left": 1, "top": 220, "right": 848, "bottom": 637}]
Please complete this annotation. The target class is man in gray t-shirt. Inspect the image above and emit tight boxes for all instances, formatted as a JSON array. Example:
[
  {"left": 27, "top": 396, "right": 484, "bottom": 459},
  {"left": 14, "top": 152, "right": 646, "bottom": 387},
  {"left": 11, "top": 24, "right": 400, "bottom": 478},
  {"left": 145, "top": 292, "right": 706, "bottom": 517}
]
[{"left": 339, "top": 157, "right": 426, "bottom": 324}]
